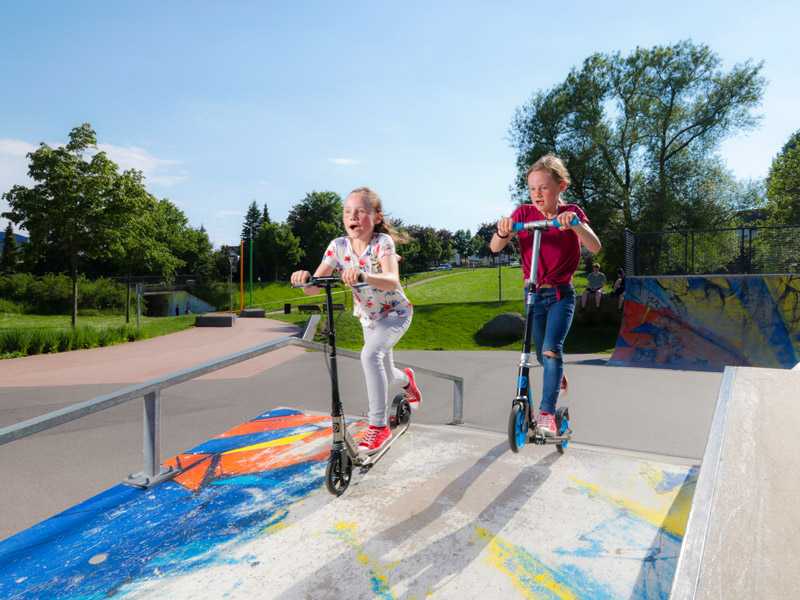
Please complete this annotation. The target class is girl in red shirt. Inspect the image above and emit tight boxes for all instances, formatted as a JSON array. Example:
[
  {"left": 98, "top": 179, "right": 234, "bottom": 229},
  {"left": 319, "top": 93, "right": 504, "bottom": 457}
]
[{"left": 491, "top": 155, "right": 601, "bottom": 435}]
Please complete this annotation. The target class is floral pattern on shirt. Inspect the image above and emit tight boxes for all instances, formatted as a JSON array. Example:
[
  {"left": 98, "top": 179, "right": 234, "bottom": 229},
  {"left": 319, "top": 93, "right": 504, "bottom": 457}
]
[{"left": 321, "top": 233, "right": 413, "bottom": 325}]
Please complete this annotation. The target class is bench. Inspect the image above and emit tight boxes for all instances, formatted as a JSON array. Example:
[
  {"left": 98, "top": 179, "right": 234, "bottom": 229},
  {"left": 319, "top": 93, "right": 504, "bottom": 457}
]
[
  {"left": 298, "top": 304, "right": 321, "bottom": 313},
  {"left": 326, "top": 304, "right": 345, "bottom": 312}
]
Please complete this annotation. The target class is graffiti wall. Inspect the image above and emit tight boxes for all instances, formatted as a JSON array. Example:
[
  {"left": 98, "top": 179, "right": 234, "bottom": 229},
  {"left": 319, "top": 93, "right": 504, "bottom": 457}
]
[{"left": 610, "top": 275, "right": 800, "bottom": 370}]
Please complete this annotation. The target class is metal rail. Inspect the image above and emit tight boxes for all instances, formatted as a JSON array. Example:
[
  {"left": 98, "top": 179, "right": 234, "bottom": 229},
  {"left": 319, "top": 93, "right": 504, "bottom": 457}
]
[{"left": 0, "top": 329, "right": 464, "bottom": 488}]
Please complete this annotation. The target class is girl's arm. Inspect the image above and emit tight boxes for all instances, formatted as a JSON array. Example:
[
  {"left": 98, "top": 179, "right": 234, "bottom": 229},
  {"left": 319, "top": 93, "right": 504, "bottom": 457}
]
[
  {"left": 341, "top": 254, "right": 400, "bottom": 290},
  {"left": 290, "top": 263, "right": 335, "bottom": 295},
  {"left": 573, "top": 221, "right": 601, "bottom": 253},
  {"left": 490, "top": 217, "right": 516, "bottom": 252}
]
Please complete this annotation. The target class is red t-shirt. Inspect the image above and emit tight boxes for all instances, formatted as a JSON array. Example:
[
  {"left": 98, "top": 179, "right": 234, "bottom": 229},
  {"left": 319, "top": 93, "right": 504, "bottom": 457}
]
[{"left": 509, "top": 203, "right": 589, "bottom": 287}]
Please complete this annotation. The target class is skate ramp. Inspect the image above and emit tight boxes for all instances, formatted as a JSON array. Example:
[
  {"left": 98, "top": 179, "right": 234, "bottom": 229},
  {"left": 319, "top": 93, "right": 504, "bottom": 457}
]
[
  {"left": 670, "top": 366, "right": 800, "bottom": 599},
  {"left": 0, "top": 408, "right": 696, "bottom": 599},
  {"left": 609, "top": 275, "right": 800, "bottom": 370}
]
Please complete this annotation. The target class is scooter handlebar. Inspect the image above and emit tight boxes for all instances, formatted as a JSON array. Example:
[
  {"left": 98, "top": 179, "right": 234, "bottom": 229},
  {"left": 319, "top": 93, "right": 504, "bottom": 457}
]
[
  {"left": 512, "top": 216, "right": 579, "bottom": 231},
  {"left": 291, "top": 273, "right": 366, "bottom": 288}
]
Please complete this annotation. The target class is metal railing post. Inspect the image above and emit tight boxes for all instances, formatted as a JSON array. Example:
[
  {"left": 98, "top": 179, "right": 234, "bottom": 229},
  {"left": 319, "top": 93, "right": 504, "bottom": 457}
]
[
  {"left": 452, "top": 379, "right": 464, "bottom": 425},
  {"left": 143, "top": 391, "right": 160, "bottom": 479},
  {"left": 125, "top": 390, "right": 178, "bottom": 488}
]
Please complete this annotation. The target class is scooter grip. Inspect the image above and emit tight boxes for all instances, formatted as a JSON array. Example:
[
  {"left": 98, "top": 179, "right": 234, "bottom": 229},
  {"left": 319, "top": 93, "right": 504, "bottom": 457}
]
[{"left": 511, "top": 216, "right": 579, "bottom": 231}]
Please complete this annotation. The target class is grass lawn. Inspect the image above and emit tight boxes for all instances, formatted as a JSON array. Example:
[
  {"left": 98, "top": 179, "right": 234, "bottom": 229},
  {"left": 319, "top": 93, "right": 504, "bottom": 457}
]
[
  {"left": 1, "top": 266, "right": 617, "bottom": 357},
  {"left": 270, "top": 266, "right": 618, "bottom": 353}
]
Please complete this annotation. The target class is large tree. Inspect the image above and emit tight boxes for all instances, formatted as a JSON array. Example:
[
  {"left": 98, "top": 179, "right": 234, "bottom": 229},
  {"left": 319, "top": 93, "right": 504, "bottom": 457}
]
[
  {"left": 765, "top": 129, "right": 800, "bottom": 225},
  {"left": 286, "top": 191, "right": 344, "bottom": 270},
  {"left": 2, "top": 124, "right": 122, "bottom": 326},
  {"left": 509, "top": 40, "right": 766, "bottom": 269}
]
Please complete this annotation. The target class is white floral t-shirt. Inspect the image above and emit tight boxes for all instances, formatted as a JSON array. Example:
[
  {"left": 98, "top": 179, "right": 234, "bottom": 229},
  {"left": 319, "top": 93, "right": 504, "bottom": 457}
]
[{"left": 322, "top": 233, "right": 413, "bottom": 325}]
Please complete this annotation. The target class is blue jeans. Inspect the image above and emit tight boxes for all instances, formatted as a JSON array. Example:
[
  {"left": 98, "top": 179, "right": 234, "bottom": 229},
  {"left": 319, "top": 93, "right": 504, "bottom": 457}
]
[{"left": 531, "top": 285, "right": 575, "bottom": 415}]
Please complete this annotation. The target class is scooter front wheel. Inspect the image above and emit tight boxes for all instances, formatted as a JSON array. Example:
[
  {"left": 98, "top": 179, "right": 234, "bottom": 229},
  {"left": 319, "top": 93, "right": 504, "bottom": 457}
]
[
  {"left": 325, "top": 450, "right": 353, "bottom": 496},
  {"left": 508, "top": 401, "right": 527, "bottom": 453}
]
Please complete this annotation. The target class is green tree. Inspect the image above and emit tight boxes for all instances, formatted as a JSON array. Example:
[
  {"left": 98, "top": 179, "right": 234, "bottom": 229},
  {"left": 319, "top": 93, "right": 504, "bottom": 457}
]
[
  {"left": 452, "top": 229, "right": 473, "bottom": 264},
  {"left": 509, "top": 40, "right": 766, "bottom": 269},
  {"left": 104, "top": 172, "right": 187, "bottom": 322},
  {"left": 1, "top": 223, "right": 19, "bottom": 273},
  {"left": 180, "top": 225, "right": 215, "bottom": 281},
  {"left": 2, "top": 123, "right": 122, "bottom": 327},
  {"left": 419, "top": 230, "right": 442, "bottom": 268},
  {"left": 286, "top": 191, "right": 344, "bottom": 270},
  {"left": 765, "top": 129, "right": 800, "bottom": 225},
  {"left": 255, "top": 222, "right": 304, "bottom": 281}
]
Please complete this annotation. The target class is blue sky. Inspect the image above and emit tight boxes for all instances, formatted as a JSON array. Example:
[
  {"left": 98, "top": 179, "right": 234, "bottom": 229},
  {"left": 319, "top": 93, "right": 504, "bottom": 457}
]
[{"left": 1, "top": 1, "right": 798, "bottom": 248}]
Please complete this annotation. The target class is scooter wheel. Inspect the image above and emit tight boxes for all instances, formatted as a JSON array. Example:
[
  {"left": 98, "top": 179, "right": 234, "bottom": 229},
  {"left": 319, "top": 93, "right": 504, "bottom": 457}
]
[
  {"left": 508, "top": 401, "right": 527, "bottom": 453},
  {"left": 325, "top": 451, "right": 352, "bottom": 496},
  {"left": 389, "top": 393, "right": 411, "bottom": 430},
  {"left": 555, "top": 407, "right": 570, "bottom": 454}
]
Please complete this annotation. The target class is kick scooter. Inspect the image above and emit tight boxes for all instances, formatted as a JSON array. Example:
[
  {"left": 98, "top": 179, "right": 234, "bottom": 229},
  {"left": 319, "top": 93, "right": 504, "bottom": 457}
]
[
  {"left": 507, "top": 218, "right": 577, "bottom": 454},
  {"left": 293, "top": 275, "right": 412, "bottom": 496}
]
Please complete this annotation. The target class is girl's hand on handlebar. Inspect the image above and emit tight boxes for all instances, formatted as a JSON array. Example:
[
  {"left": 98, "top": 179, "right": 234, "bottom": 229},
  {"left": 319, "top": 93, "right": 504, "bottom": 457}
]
[
  {"left": 555, "top": 212, "right": 579, "bottom": 230},
  {"left": 290, "top": 270, "right": 312, "bottom": 286},
  {"left": 496, "top": 217, "right": 514, "bottom": 238},
  {"left": 341, "top": 267, "right": 364, "bottom": 286}
]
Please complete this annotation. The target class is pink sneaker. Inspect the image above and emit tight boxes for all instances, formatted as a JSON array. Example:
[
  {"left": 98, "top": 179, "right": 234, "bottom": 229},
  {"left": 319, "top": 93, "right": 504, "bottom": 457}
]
[
  {"left": 402, "top": 368, "right": 423, "bottom": 409},
  {"left": 559, "top": 373, "right": 569, "bottom": 397},
  {"left": 358, "top": 425, "right": 391, "bottom": 455},
  {"left": 537, "top": 412, "right": 557, "bottom": 437}
]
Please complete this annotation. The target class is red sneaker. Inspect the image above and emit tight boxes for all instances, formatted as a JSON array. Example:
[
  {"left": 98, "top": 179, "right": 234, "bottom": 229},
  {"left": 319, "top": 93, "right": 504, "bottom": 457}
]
[
  {"left": 559, "top": 373, "right": 569, "bottom": 397},
  {"left": 402, "top": 368, "right": 423, "bottom": 409},
  {"left": 537, "top": 412, "right": 557, "bottom": 437},
  {"left": 358, "top": 425, "right": 391, "bottom": 455}
]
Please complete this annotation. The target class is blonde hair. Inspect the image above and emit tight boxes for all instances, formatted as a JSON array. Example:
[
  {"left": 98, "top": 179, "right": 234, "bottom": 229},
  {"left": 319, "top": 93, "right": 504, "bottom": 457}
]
[
  {"left": 526, "top": 154, "right": 571, "bottom": 205},
  {"left": 348, "top": 186, "right": 409, "bottom": 243}
]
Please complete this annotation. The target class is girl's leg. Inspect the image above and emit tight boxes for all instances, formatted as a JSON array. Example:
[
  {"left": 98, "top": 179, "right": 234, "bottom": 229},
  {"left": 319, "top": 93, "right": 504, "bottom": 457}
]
[
  {"left": 533, "top": 287, "right": 575, "bottom": 417},
  {"left": 361, "top": 315, "right": 411, "bottom": 427}
]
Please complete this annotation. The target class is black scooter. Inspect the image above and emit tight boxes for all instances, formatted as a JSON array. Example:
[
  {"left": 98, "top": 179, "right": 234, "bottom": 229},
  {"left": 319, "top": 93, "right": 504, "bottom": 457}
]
[{"left": 293, "top": 275, "right": 411, "bottom": 496}]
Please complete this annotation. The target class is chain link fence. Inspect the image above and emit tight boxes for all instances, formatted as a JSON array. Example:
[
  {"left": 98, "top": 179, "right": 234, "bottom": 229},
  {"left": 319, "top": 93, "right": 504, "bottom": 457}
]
[{"left": 625, "top": 225, "right": 800, "bottom": 276}]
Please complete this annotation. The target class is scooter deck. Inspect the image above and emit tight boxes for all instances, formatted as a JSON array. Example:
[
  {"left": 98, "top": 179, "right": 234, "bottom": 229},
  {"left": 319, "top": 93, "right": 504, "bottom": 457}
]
[
  {"left": 529, "top": 428, "right": 573, "bottom": 445},
  {"left": 356, "top": 419, "right": 411, "bottom": 472}
]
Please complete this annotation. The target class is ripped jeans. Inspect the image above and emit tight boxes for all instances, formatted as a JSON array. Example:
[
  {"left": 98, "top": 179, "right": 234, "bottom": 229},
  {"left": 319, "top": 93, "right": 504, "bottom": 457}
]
[{"left": 531, "top": 285, "right": 575, "bottom": 415}]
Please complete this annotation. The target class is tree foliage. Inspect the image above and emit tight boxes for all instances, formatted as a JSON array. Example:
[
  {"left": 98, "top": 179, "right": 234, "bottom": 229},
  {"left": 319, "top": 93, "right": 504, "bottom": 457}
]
[
  {"left": 765, "top": 129, "right": 800, "bottom": 225},
  {"left": 1, "top": 223, "right": 19, "bottom": 273},
  {"left": 254, "top": 222, "right": 304, "bottom": 282},
  {"left": 509, "top": 40, "right": 766, "bottom": 269},
  {"left": 286, "top": 191, "right": 344, "bottom": 270}
]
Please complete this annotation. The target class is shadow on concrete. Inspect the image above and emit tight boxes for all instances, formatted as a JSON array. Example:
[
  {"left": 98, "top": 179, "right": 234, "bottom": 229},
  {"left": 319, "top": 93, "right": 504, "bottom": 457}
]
[{"left": 274, "top": 442, "right": 563, "bottom": 598}]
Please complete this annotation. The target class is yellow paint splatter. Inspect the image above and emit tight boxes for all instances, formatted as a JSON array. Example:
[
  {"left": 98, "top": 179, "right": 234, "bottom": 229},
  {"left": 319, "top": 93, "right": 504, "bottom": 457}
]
[
  {"left": 475, "top": 528, "right": 579, "bottom": 600},
  {"left": 326, "top": 522, "right": 396, "bottom": 599},
  {"left": 223, "top": 431, "right": 314, "bottom": 454},
  {"left": 569, "top": 464, "right": 695, "bottom": 539}
]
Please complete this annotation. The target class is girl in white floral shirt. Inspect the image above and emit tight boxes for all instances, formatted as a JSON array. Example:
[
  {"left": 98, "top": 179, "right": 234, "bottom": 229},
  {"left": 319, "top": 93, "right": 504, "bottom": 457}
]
[{"left": 291, "top": 187, "right": 422, "bottom": 455}]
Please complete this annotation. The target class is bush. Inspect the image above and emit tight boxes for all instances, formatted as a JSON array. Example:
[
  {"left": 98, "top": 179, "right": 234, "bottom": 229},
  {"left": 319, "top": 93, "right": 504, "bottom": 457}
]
[{"left": 0, "top": 273, "right": 129, "bottom": 314}]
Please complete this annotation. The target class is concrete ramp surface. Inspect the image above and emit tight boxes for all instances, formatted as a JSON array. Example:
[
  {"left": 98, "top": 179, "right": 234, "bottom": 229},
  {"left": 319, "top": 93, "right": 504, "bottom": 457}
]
[
  {"left": 610, "top": 275, "right": 800, "bottom": 370},
  {"left": 0, "top": 409, "right": 696, "bottom": 599}
]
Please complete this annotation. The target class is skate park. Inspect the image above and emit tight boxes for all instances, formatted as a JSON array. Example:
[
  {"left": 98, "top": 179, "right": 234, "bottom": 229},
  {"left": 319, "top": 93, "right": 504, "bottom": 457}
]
[{"left": 1, "top": 274, "right": 799, "bottom": 599}]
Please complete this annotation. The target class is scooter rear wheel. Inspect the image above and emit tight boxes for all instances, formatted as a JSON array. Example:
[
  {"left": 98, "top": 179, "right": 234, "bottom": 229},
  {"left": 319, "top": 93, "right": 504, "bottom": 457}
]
[
  {"left": 325, "top": 450, "right": 353, "bottom": 496},
  {"left": 389, "top": 393, "right": 411, "bottom": 430},
  {"left": 508, "top": 401, "right": 527, "bottom": 453}
]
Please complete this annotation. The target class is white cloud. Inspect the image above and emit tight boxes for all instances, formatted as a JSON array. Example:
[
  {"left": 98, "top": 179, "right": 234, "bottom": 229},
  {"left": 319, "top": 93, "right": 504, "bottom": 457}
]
[
  {"left": 327, "top": 158, "right": 360, "bottom": 166},
  {"left": 213, "top": 210, "right": 245, "bottom": 218},
  {"left": 0, "top": 139, "right": 38, "bottom": 157},
  {"left": 98, "top": 143, "right": 186, "bottom": 186}
]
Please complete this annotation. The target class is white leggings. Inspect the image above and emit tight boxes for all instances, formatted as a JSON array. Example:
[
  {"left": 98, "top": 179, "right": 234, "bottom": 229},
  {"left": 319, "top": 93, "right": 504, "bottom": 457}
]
[{"left": 361, "top": 314, "right": 411, "bottom": 427}]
